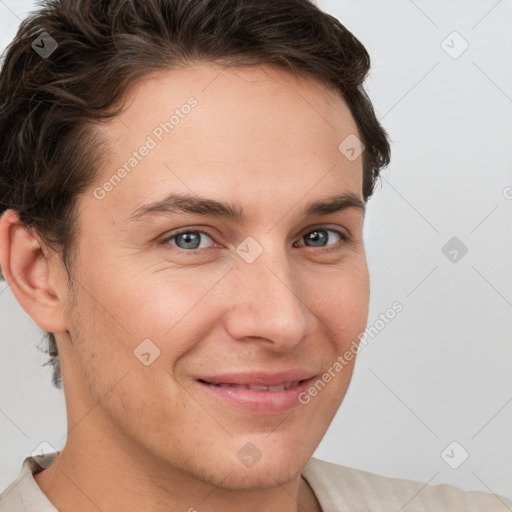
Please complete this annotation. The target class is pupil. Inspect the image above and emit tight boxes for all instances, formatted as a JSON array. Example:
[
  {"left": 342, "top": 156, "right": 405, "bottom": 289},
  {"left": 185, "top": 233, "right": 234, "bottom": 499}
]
[
  {"left": 177, "top": 232, "right": 200, "bottom": 249},
  {"left": 308, "top": 230, "right": 327, "bottom": 246}
]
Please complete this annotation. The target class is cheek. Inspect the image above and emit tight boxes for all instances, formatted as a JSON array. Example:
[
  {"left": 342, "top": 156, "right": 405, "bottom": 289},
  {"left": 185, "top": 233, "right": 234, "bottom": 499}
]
[
  {"left": 101, "top": 264, "right": 222, "bottom": 338},
  {"left": 76, "top": 259, "right": 196, "bottom": 342},
  {"left": 305, "top": 259, "right": 370, "bottom": 340},
  {"left": 67, "top": 283, "right": 187, "bottom": 430},
  {"left": 66, "top": 265, "right": 226, "bottom": 408}
]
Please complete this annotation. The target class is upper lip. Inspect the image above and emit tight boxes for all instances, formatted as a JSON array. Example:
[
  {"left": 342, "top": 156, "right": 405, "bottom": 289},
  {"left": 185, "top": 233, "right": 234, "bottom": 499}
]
[{"left": 197, "top": 370, "right": 317, "bottom": 386}]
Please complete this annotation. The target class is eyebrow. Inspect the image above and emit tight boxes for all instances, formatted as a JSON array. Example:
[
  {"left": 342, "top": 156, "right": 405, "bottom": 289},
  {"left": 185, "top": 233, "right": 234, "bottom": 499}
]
[{"left": 126, "top": 191, "right": 366, "bottom": 223}]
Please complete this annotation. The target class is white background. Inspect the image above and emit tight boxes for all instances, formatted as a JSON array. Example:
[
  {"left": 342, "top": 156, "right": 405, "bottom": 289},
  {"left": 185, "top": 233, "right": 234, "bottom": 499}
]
[{"left": 1, "top": 0, "right": 511, "bottom": 503}]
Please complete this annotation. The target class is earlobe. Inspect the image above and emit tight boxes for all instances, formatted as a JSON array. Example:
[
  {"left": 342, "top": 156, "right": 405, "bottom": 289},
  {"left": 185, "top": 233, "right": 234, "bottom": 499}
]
[{"left": 0, "top": 209, "right": 67, "bottom": 333}]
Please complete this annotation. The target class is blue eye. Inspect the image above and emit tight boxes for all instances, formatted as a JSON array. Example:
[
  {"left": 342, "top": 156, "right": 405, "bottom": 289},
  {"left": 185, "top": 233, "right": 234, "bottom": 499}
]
[
  {"left": 162, "top": 227, "right": 349, "bottom": 253},
  {"left": 164, "top": 230, "right": 214, "bottom": 251},
  {"left": 294, "top": 228, "right": 348, "bottom": 250}
]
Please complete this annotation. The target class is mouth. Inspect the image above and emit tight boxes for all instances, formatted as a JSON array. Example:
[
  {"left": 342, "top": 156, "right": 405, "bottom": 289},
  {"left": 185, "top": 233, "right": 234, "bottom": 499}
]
[
  {"left": 195, "top": 376, "right": 316, "bottom": 415},
  {"left": 197, "top": 379, "right": 301, "bottom": 391}
]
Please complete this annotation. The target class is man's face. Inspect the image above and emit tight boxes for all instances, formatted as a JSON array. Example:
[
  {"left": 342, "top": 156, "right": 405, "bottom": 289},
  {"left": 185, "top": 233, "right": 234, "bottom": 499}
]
[{"left": 59, "top": 63, "right": 370, "bottom": 488}]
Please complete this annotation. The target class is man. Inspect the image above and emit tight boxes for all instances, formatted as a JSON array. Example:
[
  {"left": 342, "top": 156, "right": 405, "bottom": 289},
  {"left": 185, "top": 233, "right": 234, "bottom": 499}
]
[{"left": 0, "top": 0, "right": 508, "bottom": 510}]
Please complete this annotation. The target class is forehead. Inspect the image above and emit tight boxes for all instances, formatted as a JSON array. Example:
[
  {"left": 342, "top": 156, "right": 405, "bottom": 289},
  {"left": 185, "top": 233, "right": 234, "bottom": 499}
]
[
  {"left": 114, "top": 62, "right": 355, "bottom": 133},
  {"left": 87, "top": 62, "right": 363, "bottom": 223}
]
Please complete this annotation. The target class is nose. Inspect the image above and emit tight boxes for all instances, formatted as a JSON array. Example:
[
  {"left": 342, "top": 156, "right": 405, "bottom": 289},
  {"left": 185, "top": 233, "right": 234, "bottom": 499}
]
[{"left": 222, "top": 244, "right": 317, "bottom": 350}]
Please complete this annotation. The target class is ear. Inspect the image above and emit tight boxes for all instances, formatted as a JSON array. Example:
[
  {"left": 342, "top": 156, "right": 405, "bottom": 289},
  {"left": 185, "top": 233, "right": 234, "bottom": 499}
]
[{"left": 0, "top": 209, "right": 68, "bottom": 333}]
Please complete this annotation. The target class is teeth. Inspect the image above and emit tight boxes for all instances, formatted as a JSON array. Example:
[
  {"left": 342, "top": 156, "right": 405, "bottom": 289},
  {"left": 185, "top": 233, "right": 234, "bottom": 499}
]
[
  {"left": 213, "top": 381, "right": 299, "bottom": 391},
  {"left": 268, "top": 384, "right": 286, "bottom": 391}
]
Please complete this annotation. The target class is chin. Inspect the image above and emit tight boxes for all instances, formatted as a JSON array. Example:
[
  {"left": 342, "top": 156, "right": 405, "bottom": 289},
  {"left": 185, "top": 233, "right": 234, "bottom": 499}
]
[
  {"left": 213, "top": 458, "right": 306, "bottom": 491},
  {"left": 210, "top": 438, "right": 313, "bottom": 490}
]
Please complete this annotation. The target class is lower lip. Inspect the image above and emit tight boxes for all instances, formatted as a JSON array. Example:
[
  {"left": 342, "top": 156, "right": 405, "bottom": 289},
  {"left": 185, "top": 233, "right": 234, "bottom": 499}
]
[{"left": 195, "top": 378, "right": 316, "bottom": 415}]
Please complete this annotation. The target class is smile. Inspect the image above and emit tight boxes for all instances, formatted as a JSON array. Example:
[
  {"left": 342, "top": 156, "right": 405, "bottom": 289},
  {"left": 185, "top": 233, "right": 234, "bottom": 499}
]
[
  {"left": 195, "top": 377, "right": 316, "bottom": 415},
  {"left": 204, "top": 381, "right": 300, "bottom": 391}
]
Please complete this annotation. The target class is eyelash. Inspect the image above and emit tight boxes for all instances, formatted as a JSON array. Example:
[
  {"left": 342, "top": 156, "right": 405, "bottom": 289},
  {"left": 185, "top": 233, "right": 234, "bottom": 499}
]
[{"left": 161, "top": 227, "right": 350, "bottom": 254}]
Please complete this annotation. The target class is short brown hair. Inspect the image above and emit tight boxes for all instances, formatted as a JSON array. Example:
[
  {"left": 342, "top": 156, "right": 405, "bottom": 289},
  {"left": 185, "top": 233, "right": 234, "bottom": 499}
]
[{"left": 0, "top": 0, "right": 391, "bottom": 388}]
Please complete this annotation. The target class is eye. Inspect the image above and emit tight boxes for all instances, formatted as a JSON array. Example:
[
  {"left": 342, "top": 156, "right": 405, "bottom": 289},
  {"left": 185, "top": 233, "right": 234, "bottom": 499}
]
[
  {"left": 161, "top": 226, "right": 349, "bottom": 253},
  {"left": 163, "top": 230, "right": 216, "bottom": 251},
  {"left": 294, "top": 228, "right": 348, "bottom": 252}
]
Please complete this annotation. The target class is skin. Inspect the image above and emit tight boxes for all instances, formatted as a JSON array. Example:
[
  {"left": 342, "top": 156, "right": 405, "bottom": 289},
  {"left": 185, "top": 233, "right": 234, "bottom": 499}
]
[{"left": 0, "top": 62, "right": 370, "bottom": 511}]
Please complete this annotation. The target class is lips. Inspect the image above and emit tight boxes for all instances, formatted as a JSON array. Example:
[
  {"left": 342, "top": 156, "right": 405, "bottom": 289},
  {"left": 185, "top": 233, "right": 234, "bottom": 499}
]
[
  {"left": 195, "top": 372, "right": 318, "bottom": 415},
  {"left": 196, "top": 369, "right": 316, "bottom": 388},
  {"left": 200, "top": 381, "right": 300, "bottom": 391}
]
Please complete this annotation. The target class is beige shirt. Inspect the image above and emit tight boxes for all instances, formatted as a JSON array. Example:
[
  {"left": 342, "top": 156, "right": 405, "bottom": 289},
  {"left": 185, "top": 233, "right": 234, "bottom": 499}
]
[{"left": 0, "top": 453, "right": 509, "bottom": 511}]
